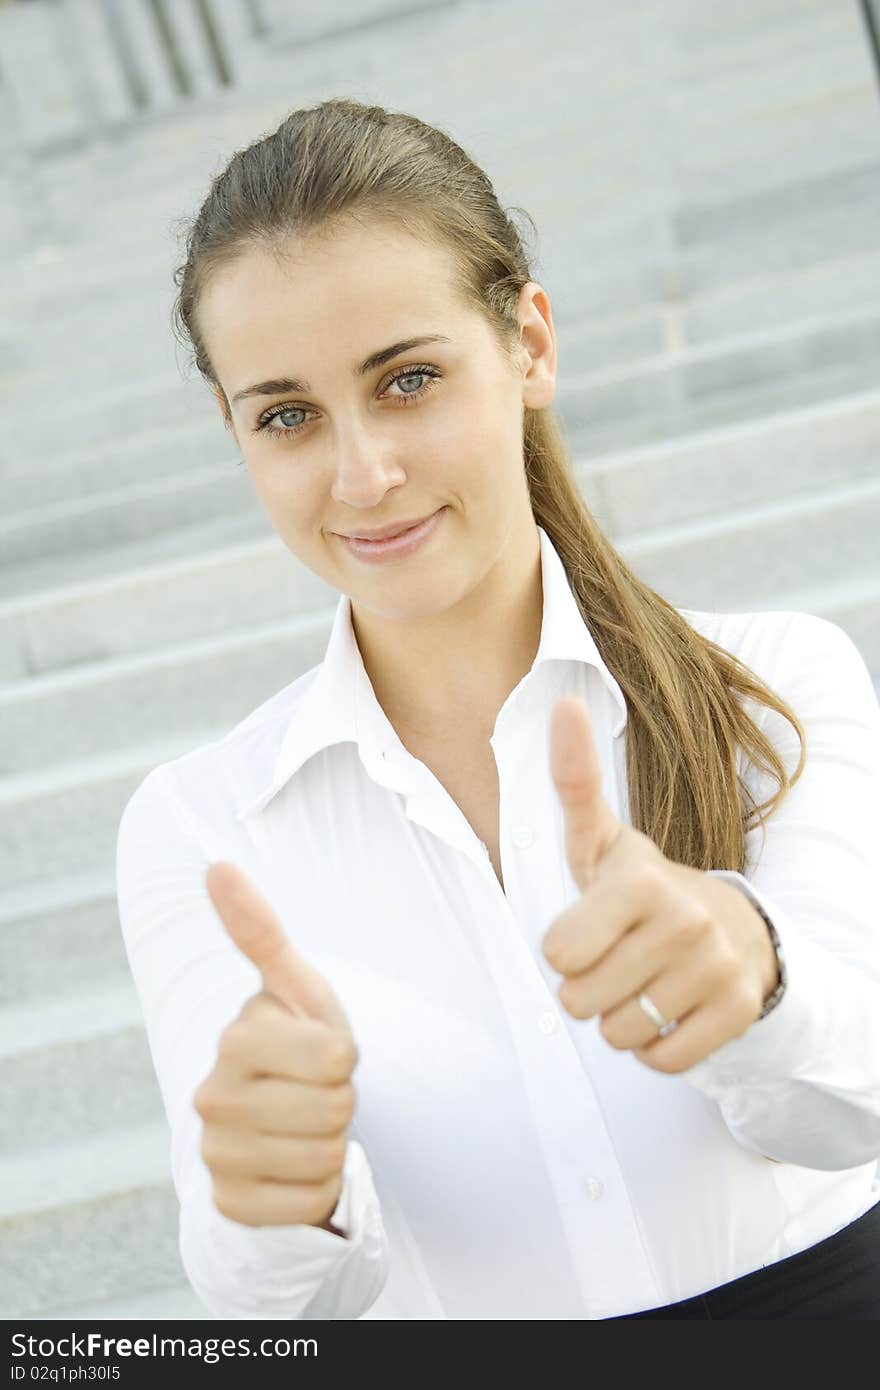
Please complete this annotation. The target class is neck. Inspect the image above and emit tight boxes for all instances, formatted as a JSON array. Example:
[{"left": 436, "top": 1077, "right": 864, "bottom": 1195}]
[{"left": 352, "top": 524, "right": 543, "bottom": 743}]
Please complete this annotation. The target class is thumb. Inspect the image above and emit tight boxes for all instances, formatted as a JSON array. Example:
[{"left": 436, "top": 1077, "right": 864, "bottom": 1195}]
[
  {"left": 205, "top": 860, "right": 352, "bottom": 1036},
  {"left": 549, "top": 695, "right": 623, "bottom": 890}
]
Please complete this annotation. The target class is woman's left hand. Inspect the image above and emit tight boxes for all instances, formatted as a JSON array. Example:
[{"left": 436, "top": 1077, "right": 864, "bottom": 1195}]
[{"left": 541, "top": 696, "right": 781, "bottom": 1073}]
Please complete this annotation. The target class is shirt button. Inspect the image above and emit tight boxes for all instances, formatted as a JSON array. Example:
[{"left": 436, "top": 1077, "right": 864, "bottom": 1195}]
[
  {"left": 584, "top": 1176, "right": 605, "bottom": 1200},
  {"left": 538, "top": 1010, "right": 558, "bottom": 1035},
  {"left": 511, "top": 826, "right": 536, "bottom": 848}
]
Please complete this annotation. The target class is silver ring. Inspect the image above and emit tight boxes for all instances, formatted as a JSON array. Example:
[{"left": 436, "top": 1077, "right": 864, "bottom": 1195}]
[{"left": 638, "top": 991, "right": 677, "bottom": 1036}]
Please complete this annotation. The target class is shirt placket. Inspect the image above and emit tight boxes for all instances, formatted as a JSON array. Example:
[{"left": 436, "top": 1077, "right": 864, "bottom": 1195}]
[
  {"left": 468, "top": 828, "right": 663, "bottom": 1317},
  {"left": 480, "top": 703, "right": 662, "bottom": 1318}
]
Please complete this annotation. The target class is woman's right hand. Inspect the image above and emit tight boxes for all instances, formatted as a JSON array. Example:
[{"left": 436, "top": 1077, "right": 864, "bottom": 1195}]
[{"left": 194, "top": 860, "right": 359, "bottom": 1233}]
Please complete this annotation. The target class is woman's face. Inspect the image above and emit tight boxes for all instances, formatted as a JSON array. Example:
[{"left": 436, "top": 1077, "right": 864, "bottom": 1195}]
[{"left": 197, "top": 219, "right": 556, "bottom": 620}]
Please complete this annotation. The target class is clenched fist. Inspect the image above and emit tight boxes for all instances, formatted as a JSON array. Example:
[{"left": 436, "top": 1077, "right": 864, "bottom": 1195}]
[{"left": 194, "top": 860, "right": 359, "bottom": 1234}]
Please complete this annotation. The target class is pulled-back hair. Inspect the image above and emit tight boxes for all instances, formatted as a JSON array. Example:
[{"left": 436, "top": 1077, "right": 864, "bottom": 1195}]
[{"left": 171, "top": 97, "right": 806, "bottom": 872}]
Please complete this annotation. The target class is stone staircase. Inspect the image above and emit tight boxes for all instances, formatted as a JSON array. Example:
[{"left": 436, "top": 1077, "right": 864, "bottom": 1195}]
[{"left": 1, "top": 0, "right": 879, "bottom": 1319}]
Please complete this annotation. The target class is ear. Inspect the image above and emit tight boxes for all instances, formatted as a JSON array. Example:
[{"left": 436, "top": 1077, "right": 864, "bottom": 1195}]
[{"left": 517, "top": 282, "right": 556, "bottom": 411}]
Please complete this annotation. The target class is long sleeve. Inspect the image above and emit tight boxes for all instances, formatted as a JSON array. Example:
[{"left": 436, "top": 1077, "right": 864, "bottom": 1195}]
[
  {"left": 688, "top": 612, "right": 880, "bottom": 1171},
  {"left": 115, "top": 767, "right": 390, "bottom": 1319}
]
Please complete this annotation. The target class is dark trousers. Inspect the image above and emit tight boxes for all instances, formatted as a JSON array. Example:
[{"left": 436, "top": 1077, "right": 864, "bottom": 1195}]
[{"left": 608, "top": 1196, "right": 880, "bottom": 1319}]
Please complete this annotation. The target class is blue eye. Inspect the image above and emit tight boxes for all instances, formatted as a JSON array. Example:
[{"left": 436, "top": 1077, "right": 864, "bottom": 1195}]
[{"left": 253, "top": 364, "right": 442, "bottom": 440}]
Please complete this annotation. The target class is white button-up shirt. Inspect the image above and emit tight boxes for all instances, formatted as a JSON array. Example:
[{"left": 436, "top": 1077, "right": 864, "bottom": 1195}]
[{"left": 115, "top": 525, "right": 880, "bottom": 1320}]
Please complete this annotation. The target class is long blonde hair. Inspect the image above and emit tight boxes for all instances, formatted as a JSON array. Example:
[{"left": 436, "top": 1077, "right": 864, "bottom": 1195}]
[{"left": 171, "top": 97, "right": 806, "bottom": 872}]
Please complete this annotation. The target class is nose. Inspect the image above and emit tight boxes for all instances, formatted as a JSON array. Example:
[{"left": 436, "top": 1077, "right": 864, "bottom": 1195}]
[{"left": 329, "top": 418, "right": 408, "bottom": 507}]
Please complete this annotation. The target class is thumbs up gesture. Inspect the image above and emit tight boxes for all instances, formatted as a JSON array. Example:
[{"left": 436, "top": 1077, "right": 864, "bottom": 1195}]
[
  {"left": 194, "top": 861, "right": 358, "bottom": 1231},
  {"left": 541, "top": 697, "right": 781, "bottom": 1073}
]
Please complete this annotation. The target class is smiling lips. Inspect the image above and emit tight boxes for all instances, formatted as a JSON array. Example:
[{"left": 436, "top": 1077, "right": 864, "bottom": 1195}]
[
  {"left": 341, "top": 514, "right": 434, "bottom": 540},
  {"left": 338, "top": 508, "right": 446, "bottom": 562}
]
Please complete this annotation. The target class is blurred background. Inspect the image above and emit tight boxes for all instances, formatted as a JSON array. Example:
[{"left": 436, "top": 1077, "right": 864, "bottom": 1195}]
[{"left": 1, "top": 0, "right": 879, "bottom": 1320}]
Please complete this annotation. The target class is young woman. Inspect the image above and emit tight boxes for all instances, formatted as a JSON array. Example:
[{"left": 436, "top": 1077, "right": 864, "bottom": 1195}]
[{"left": 116, "top": 98, "right": 880, "bottom": 1320}]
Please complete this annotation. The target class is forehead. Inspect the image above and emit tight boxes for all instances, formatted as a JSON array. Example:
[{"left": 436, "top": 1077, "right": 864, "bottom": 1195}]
[{"left": 197, "top": 222, "right": 473, "bottom": 377}]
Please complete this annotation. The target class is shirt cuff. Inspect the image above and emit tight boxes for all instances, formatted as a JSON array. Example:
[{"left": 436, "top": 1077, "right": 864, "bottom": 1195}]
[{"left": 182, "top": 1139, "right": 387, "bottom": 1317}]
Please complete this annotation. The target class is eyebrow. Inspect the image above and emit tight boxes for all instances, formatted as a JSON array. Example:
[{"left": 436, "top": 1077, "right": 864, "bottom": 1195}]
[{"left": 230, "top": 335, "right": 454, "bottom": 406}]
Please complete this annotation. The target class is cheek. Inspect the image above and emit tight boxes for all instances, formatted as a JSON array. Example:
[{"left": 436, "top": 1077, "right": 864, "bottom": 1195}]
[
  {"left": 440, "top": 394, "right": 513, "bottom": 462},
  {"left": 247, "top": 453, "right": 316, "bottom": 509},
  {"left": 459, "top": 382, "right": 527, "bottom": 466},
  {"left": 243, "top": 465, "right": 324, "bottom": 551}
]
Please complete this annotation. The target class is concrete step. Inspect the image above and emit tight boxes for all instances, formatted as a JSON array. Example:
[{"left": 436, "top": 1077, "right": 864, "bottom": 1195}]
[
  {"left": 0, "top": 978, "right": 164, "bottom": 1157},
  {"left": 579, "top": 388, "right": 880, "bottom": 538},
  {"left": 0, "top": 461, "right": 260, "bottom": 571},
  {"left": 555, "top": 303, "right": 880, "bottom": 454},
  {"left": 3, "top": 0, "right": 871, "bottom": 250},
  {"left": 32, "top": 1281, "right": 213, "bottom": 1321},
  {"left": 0, "top": 1118, "right": 184, "bottom": 1320},
  {"left": 0, "top": 533, "right": 337, "bottom": 683},
  {"left": 0, "top": 733, "right": 219, "bottom": 896},
  {"left": 0, "top": 368, "right": 211, "bottom": 465},
  {"left": 0, "top": 510, "right": 272, "bottom": 612},
  {"left": 0, "top": 607, "right": 335, "bottom": 778},
  {"left": 0, "top": 416, "right": 240, "bottom": 510},
  {"left": 623, "top": 474, "right": 880, "bottom": 613},
  {"left": 0, "top": 866, "right": 128, "bottom": 1009}
]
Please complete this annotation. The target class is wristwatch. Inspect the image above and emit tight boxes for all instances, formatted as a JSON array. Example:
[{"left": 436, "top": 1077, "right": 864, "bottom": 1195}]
[{"left": 751, "top": 899, "right": 787, "bottom": 1020}]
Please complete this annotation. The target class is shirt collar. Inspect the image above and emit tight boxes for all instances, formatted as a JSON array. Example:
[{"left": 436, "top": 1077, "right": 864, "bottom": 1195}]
[{"left": 235, "top": 523, "right": 627, "bottom": 821}]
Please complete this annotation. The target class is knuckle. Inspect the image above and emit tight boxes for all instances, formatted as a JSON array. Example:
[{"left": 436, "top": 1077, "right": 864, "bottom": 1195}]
[
  {"left": 730, "top": 978, "right": 762, "bottom": 1026},
  {"left": 557, "top": 979, "right": 575, "bottom": 1014},
  {"left": 194, "top": 1080, "right": 223, "bottom": 1120},
  {"left": 312, "top": 1134, "right": 348, "bottom": 1176},
  {"left": 542, "top": 938, "right": 563, "bottom": 973},
  {"left": 323, "top": 1081, "right": 356, "bottom": 1130},
  {"left": 631, "top": 861, "right": 664, "bottom": 899},
  {"left": 200, "top": 1128, "right": 221, "bottom": 1167},
  {"left": 236, "top": 993, "right": 262, "bottom": 1021},
  {"left": 674, "top": 900, "right": 711, "bottom": 942},
  {"left": 300, "top": 1178, "right": 342, "bottom": 1225},
  {"left": 197, "top": 1081, "right": 240, "bottom": 1124},
  {"left": 702, "top": 913, "right": 731, "bottom": 953},
  {"left": 212, "top": 1179, "right": 247, "bottom": 1224},
  {"left": 684, "top": 903, "right": 712, "bottom": 937},
  {"left": 598, "top": 1012, "right": 626, "bottom": 1049},
  {"left": 648, "top": 1049, "right": 688, "bottom": 1075},
  {"left": 217, "top": 1021, "right": 247, "bottom": 1063},
  {"left": 340, "top": 1033, "right": 360, "bottom": 1070},
  {"left": 707, "top": 950, "right": 739, "bottom": 993},
  {"left": 193, "top": 1080, "right": 212, "bottom": 1117},
  {"left": 321, "top": 1034, "right": 358, "bottom": 1080},
  {"left": 203, "top": 1131, "right": 247, "bottom": 1177},
  {"left": 564, "top": 992, "right": 590, "bottom": 1022}
]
